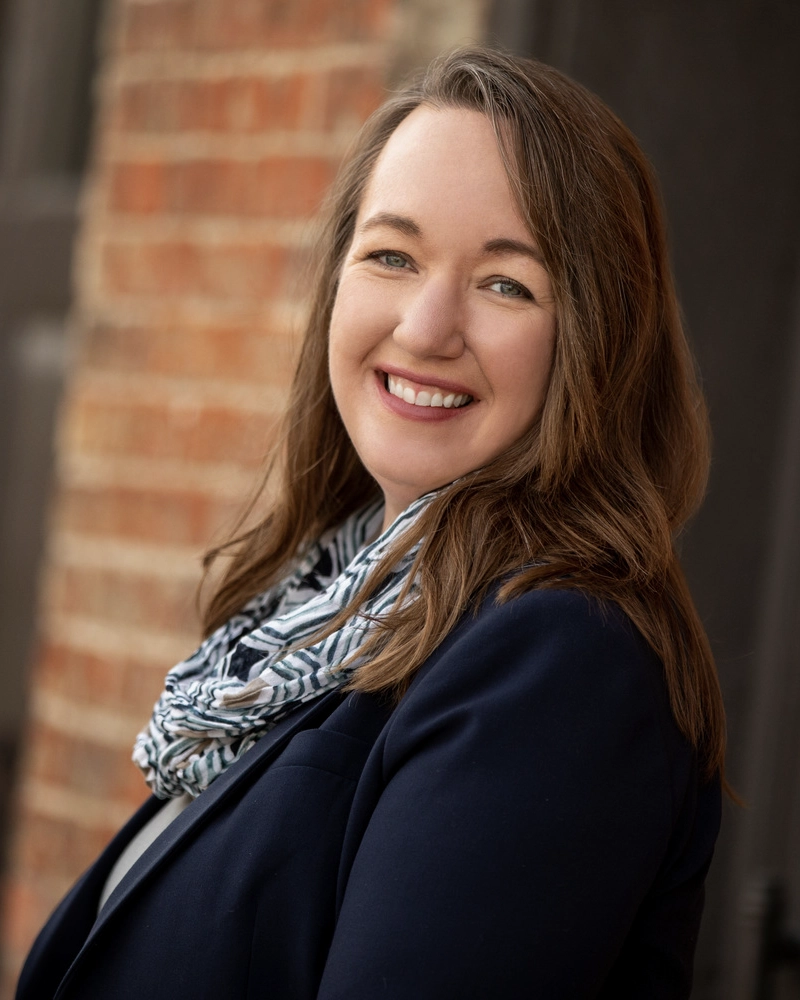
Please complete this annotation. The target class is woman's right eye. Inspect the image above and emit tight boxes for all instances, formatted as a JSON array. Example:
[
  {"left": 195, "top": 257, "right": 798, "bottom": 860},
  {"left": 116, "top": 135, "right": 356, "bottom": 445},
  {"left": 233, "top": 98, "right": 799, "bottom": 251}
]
[{"left": 368, "top": 251, "right": 409, "bottom": 270}]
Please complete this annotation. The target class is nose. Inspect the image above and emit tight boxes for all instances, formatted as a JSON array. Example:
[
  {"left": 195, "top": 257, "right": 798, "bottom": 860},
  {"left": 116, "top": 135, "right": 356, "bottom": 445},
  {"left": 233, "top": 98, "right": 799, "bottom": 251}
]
[{"left": 392, "top": 275, "right": 465, "bottom": 359}]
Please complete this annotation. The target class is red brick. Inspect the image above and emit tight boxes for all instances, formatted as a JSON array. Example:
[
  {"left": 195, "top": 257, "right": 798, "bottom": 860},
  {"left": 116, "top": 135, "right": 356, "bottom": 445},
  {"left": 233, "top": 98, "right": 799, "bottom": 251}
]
[
  {"left": 58, "top": 483, "right": 240, "bottom": 547},
  {"left": 114, "top": 80, "right": 180, "bottom": 133},
  {"left": 321, "top": 65, "right": 386, "bottom": 131},
  {"left": 1, "top": 872, "right": 75, "bottom": 958},
  {"left": 116, "top": 75, "right": 318, "bottom": 134},
  {"left": 47, "top": 564, "right": 200, "bottom": 635},
  {"left": 35, "top": 644, "right": 173, "bottom": 716},
  {"left": 9, "top": 809, "right": 121, "bottom": 887},
  {"left": 137, "top": 157, "right": 337, "bottom": 218},
  {"left": 63, "top": 392, "right": 280, "bottom": 466},
  {"left": 101, "top": 240, "right": 288, "bottom": 299},
  {"left": 81, "top": 322, "right": 299, "bottom": 385},
  {"left": 214, "top": 75, "right": 318, "bottom": 132},
  {"left": 195, "top": 0, "right": 392, "bottom": 50},
  {"left": 109, "top": 161, "right": 166, "bottom": 213},
  {"left": 108, "top": 157, "right": 337, "bottom": 221},
  {"left": 26, "top": 723, "right": 148, "bottom": 806},
  {"left": 109, "top": 156, "right": 335, "bottom": 219},
  {"left": 35, "top": 643, "right": 122, "bottom": 708},
  {"left": 121, "top": 0, "right": 197, "bottom": 52}
]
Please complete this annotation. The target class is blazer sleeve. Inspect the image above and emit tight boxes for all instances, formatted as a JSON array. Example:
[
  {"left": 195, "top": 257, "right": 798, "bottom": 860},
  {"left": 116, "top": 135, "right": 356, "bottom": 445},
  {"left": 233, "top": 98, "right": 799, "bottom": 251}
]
[{"left": 315, "top": 588, "right": 719, "bottom": 999}]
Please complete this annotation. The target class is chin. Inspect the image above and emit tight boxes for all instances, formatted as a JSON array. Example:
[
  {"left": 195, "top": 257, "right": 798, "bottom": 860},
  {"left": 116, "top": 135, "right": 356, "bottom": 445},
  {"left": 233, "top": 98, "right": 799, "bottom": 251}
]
[{"left": 374, "top": 471, "right": 456, "bottom": 511}]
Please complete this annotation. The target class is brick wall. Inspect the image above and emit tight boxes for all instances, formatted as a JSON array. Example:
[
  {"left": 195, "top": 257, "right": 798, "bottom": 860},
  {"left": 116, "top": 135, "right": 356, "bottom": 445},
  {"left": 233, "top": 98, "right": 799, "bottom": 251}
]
[{"left": 0, "top": 0, "right": 486, "bottom": 991}]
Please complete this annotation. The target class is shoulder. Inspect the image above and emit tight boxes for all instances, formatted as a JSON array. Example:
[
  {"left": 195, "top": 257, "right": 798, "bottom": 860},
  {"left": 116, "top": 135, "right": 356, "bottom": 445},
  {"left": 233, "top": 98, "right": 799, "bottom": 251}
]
[
  {"left": 467, "top": 584, "right": 649, "bottom": 656},
  {"left": 409, "top": 585, "right": 668, "bottom": 720},
  {"left": 383, "top": 585, "right": 691, "bottom": 820}
]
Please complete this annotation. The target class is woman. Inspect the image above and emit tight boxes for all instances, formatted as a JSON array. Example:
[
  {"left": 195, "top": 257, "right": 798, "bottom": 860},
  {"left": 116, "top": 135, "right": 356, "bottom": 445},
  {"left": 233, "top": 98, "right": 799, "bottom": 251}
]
[{"left": 18, "top": 47, "right": 724, "bottom": 999}]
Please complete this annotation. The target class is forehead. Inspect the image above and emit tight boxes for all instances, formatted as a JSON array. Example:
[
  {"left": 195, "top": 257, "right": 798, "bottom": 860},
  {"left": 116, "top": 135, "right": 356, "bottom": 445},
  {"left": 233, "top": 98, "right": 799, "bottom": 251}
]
[{"left": 357, "top": 105, "right": 529, "bottom": 238}]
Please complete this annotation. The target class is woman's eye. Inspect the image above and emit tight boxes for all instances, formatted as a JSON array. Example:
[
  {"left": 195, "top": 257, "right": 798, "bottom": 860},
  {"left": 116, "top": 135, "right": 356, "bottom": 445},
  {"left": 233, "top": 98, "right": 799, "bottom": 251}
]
[
  {"left": 488, "top": 278, "right": 531, "bottom": 299},
  {"left": 369, "top": 251, "right": 409, "bottom": 270}
]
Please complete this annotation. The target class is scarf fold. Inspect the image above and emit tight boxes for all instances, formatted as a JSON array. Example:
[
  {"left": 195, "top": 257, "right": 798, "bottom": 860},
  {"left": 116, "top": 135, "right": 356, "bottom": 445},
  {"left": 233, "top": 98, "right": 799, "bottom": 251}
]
[{"left": 133, "top": 493, "right": 433, "bottom": 799}]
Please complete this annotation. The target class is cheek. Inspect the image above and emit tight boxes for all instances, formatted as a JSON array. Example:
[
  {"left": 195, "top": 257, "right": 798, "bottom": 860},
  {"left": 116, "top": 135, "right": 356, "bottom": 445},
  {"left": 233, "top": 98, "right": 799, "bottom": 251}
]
[
  {"left": 327, "top": 288, "right": 363, "bottom": 387},
  {"left": 328, "top": 282, "right": 385, "bottom": 415},
  {"left": 486, "top": 320, "right": 556, "bottom": 418},
  {"left": 329, "top": 283, "right": 374, "bottom": 374}
]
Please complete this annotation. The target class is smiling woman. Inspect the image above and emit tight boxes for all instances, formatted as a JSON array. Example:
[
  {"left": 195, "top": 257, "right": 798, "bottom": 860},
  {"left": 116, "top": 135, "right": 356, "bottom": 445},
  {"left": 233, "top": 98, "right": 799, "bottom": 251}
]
[
  {"left": 18, "top": 47, "right": 725, "bottom": 1000},
  {"left": 329, "top": 106, "right": 557, "bottom": 527}
]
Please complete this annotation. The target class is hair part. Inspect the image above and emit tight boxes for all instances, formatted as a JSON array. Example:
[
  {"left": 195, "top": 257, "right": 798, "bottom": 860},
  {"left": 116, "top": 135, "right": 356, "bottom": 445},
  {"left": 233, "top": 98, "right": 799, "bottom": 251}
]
[{"left": 202, "top": 46, "right": 726, "bottom": 783}]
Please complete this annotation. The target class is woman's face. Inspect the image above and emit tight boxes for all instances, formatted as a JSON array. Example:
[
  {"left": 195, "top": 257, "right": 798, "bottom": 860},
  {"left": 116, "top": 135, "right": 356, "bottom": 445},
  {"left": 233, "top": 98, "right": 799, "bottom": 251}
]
[{"left": 329, "top": 106, "right": 557, "bottom": 530}]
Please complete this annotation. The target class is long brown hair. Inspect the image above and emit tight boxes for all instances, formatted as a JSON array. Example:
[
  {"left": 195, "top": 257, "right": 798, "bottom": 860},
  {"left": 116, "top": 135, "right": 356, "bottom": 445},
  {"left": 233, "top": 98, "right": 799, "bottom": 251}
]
[{"left": 202, "top": 47, "right": 726, "bottom": 779}]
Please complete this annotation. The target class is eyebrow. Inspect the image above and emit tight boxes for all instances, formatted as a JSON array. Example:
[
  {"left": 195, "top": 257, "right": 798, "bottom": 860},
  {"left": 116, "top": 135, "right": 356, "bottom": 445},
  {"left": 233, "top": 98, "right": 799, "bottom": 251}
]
[
  {"left": 481, "top": 237, "right": 545, "bottom": 266},
  {"left": 356, "top": 213, "right": 545, "bottom": 266},
  {"left": 357, "top": 212, "right": 422, "bottom": 238}
]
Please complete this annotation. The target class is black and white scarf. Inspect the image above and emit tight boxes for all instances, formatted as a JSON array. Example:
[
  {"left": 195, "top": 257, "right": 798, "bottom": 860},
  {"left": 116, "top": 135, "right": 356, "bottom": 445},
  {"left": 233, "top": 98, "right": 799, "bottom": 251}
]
[{"left": 133, "top": 493, "right": 432, "bottom": 799}]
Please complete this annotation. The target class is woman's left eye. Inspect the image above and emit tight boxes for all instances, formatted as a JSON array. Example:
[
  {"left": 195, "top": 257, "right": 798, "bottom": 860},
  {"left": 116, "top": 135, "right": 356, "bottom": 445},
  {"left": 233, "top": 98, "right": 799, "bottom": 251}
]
[{"left": 487, "top": 278, "right": 532, "bottom": 299}]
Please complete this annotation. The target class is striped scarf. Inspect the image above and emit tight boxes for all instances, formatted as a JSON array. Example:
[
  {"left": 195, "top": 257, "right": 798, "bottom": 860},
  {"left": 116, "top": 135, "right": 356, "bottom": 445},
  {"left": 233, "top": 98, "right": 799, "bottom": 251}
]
[{"left": 133, "top": 494, "right": 432, "bottom": 799}]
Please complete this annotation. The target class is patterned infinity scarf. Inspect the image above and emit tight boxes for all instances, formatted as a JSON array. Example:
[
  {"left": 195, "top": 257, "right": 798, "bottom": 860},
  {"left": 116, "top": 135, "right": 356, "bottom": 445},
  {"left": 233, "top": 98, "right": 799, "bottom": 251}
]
[{"left": 133, "top": 493, "right": 433, "bottom": 799}]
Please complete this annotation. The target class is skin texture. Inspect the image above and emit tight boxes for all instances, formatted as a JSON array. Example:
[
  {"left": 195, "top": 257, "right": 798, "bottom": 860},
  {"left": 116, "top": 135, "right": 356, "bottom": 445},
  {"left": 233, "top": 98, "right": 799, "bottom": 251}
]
[{"left": 328, "top": 106, "right": 557, "bottom": 530}]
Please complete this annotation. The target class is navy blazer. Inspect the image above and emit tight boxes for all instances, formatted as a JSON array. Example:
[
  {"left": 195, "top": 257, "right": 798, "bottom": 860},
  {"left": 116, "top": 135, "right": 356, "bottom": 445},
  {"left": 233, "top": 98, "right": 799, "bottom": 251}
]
[{"left": 18, "top": 588, "right": 720, "bottom": 999}]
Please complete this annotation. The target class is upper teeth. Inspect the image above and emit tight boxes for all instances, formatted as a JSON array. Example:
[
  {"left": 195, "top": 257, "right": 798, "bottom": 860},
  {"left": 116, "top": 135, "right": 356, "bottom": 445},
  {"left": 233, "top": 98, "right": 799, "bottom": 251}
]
[{"left": 386, "top": 374, "right": 472, "bottom": 409}]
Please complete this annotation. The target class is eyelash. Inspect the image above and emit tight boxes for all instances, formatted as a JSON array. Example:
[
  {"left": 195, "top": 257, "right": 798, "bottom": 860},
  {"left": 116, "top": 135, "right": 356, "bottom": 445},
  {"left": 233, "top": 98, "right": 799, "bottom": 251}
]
[
  {"left": 488, "top": 277, "right": 532, "bottom": 300},
  {"left": 364, "top": 250, "right": 534, "bottom": 301},
  {"left": 366, "top": 249, "right": 411, "bottom": 271}
]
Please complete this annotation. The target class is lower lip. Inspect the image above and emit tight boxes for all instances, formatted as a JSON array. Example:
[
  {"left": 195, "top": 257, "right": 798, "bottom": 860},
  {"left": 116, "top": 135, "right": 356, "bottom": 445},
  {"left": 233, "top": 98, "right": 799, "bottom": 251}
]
[{"left": 376, "top": 373, "right": 475, "bottom": 422}]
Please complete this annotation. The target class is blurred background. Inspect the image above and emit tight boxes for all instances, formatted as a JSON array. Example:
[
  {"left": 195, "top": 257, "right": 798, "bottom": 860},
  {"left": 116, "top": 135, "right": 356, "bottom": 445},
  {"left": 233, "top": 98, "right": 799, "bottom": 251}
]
[{"left": 0, "top": 0, "right": 796, "bottom": 996}]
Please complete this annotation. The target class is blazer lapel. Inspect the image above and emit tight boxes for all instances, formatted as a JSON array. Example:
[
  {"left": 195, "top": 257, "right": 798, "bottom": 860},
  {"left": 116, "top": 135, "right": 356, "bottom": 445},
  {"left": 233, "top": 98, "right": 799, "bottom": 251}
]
[{"left": 87, "top": 689, "right": 346, "bottom": 935}]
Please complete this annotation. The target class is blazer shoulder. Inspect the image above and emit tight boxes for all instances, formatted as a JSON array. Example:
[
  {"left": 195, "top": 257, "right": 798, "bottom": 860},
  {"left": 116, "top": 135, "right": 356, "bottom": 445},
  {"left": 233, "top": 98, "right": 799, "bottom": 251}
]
[
  {"left": 416, "top": 584, "right": 664, "bottom": 702},
  {"left": 478, "top": 583, "right": 643, "bottom": 643},
  {"left": 389, "top": 584, "right": 690, "bottom": 804}
]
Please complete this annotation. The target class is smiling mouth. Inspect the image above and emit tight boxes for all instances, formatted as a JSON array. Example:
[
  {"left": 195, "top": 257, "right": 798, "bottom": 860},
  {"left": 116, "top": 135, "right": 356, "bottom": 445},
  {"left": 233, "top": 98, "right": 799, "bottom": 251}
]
[{"left": 385, "top": 373, "right": 474, "bottom": 409}]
